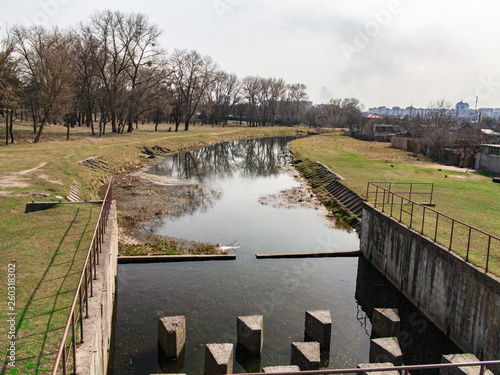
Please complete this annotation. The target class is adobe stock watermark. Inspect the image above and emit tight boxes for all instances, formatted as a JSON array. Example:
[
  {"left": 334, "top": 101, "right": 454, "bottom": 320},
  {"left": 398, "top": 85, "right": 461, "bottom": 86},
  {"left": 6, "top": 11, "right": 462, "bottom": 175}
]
[
  {"left": 340, "top": 0, "right": 405, "bottom": 63},
  {"left": 213, "top": 0, "right": 244, "bottom": 21},
  {"left": 464, "top": 75, "right": 500, "bottom": 105},
  {"left": 23, "top": 0, "right": 72, "bottom": 28}
]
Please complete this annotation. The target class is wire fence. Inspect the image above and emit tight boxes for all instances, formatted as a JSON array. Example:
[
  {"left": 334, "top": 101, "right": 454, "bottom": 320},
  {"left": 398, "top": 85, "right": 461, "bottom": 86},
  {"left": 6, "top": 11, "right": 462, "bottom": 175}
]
[
  {"left": 366, "top": 182, "right": 499, "bottom": 274},
  {"left": 51, "top": 178, "right": 113, "bottom": 375}
]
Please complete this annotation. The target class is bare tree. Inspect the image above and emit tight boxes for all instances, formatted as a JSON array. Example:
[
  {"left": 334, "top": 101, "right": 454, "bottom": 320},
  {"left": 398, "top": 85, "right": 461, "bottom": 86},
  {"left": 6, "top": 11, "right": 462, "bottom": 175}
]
[
  {"left": 0, "top": 29, "right": 20, "bottom": 144},
  {"left": 422, "top": 99, "right": 455, "bottom": 160},
  {"left": 12, "top": 26, "right": 75, "bottom": 143},
  {"left": 169, "top": 49, "right": 219, "bottom": 131}
]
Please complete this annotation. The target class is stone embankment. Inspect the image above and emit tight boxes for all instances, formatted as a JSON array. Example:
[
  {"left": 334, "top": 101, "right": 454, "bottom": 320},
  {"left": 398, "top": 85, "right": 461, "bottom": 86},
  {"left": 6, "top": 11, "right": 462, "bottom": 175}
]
[{"left": 293, "top": 157, "right": 363, "bottom": 231}]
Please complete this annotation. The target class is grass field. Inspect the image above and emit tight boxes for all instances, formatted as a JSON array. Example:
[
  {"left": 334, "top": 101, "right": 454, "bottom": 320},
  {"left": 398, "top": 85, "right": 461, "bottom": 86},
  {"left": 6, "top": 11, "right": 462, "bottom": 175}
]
[
  {"left": 292, "top": 133, "right": 500, "bottom": 274},
  {"left": 0, "top": 121, "right": 304, "bottom": 374}
]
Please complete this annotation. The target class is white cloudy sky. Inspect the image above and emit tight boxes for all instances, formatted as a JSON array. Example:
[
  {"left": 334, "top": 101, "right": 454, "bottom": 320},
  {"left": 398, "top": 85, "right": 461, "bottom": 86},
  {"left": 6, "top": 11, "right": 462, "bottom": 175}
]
[{"left": 2, "top": 0, "right": 500, "bottom": 109}]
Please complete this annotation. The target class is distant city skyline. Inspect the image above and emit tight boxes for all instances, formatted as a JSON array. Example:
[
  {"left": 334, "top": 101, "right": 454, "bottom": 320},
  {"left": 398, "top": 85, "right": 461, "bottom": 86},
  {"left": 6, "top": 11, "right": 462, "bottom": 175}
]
[{"left": 1, "top": 0, "right": 500, "bottom": 108}]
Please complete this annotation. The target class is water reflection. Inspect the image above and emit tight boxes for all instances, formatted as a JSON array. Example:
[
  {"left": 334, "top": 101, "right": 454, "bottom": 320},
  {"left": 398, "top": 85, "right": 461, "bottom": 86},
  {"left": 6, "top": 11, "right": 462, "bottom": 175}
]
[
  {"left": 148, "top": 137, "right": 292, "bottom": 183},
  {"left": 355, "top": 257, "right": 461, "bottom": 373},
  {"left": 109, "top": 137, "right": 460, "bottom": 375}
]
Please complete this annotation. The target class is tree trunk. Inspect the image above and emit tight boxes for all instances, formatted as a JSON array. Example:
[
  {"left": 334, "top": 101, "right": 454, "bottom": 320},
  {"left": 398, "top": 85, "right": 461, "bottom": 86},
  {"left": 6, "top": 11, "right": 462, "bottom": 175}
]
[
  {"left": 184, "top": 119, "right": 190, "bottom": 131},
  {"left": 9, "top": 109, "right": 14, "bottom": 144},
  {"left": 127, "top": 119, "right": 134, "bottom": 133},
  {"left": 5, "top": 111, "right": 9, "bottom": 145},
  {"left": 34, "top": 119, "right": 46, "bottom": 143},
  {"left": 111, "top": 111, "right": 117, "bottom": 133}
]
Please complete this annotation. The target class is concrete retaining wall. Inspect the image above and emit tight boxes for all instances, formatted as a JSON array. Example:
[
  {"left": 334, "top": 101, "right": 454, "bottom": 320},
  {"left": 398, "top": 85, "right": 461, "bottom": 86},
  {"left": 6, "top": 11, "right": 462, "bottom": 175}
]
[
  {"left": 361, "top": 203, "right": 500, "bottom": 362},
  {"left": 75, "top": 201, "right": 118, "bottom": 375}
]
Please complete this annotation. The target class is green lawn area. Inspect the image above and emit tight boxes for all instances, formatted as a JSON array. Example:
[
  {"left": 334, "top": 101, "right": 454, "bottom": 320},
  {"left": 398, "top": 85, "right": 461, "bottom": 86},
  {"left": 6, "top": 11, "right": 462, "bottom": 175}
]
[
  {"left": 0, "top": 122, "right": 303, "bottom": 374},
  {"left": 292, "top": 133, "right": 500, "bottom": 274}
]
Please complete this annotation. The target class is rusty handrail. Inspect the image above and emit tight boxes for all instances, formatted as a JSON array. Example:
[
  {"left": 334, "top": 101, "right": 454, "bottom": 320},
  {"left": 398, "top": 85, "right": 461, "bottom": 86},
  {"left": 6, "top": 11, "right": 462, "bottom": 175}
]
[
  {"left": 366, "top": 182, "right": 499, "bottom": 273},
  {"left": 366, "top": 181, "right": 434, "bottom": 204},
  {"left": 240, "top": 360, "right": 500, "bottom": 375},
  {"left": 51, "top": 178, "right": 113, "bottom": 375}
]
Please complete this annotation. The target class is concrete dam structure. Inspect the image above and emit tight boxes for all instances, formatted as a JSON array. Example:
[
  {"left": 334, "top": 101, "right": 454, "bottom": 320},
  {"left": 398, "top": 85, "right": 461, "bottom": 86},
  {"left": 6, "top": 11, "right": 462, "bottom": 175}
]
[{"left": 361, "top": 202, "right": 500, "bottom": 364}]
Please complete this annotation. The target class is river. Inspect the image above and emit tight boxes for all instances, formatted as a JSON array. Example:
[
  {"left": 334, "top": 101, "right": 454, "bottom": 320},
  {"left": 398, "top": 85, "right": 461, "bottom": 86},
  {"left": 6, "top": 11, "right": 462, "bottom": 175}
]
[{"left": 108, "top": 137, "right": 459, "bottom": 375}]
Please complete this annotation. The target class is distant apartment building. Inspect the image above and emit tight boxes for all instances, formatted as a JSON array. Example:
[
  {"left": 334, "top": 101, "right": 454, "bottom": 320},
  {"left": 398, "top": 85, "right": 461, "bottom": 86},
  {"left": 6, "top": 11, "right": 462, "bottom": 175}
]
[{"left": 368, "top": 101, "right": 500, "bottom": 120}]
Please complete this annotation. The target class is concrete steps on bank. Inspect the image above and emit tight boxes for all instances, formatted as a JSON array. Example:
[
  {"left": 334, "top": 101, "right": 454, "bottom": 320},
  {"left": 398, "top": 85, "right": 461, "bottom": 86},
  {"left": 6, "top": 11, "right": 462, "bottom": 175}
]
[{"left": 308, "top": 163, "right": 364, "bottom": 231}]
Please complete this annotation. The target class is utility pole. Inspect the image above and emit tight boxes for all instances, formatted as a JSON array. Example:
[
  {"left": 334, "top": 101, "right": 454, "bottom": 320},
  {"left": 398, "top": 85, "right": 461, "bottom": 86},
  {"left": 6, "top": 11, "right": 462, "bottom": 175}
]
[{"left": 475, "top": 96, "right": 479, "bottom": 122}]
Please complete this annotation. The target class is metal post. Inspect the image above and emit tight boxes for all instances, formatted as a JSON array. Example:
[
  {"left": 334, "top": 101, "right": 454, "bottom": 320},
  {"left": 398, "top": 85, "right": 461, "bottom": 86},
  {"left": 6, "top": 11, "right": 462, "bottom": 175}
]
[
  {"left": 79, "top": 289, "right": 84, "bottom": 342},
  {"left": 486, "top": 236, "right": 491, "bottom": 273},
  {"left": 409, "top": 183, "right": 413, "bottom": 201},
  {"left": 375, "top": 186, "right": 379, "bottom": 207},
  {"left": 480, "top": 364, "right": 485, "bottom": 375},
  {"left": 430, "top": 183, "right": 434, "bottom": 204},
  {"left": 434, "top": 213, "right": 439, "bottom": 242},
  {"left": 71, "top": 313, "right": 77, "bottom": 374},
  {"left": 89, "top": 259, "right": 94, "bottom": 298},
  {"left": 421, "top": 206, "right": 426, "bottom": 234},
  {"left": 382, "top": 189, "right": 386, "bottom": 212},
  {"left": 449, "top": 220, "right": 455, "bottom": 250},
  {"left": 85, "top": 266, "right": 89, "bottom": 316},
  {"left": 390, "top": 191, "right": 395, "bottom": 217},
  {"left": 466, "top": 227, "right": 472, "bottom": 262},
  {"left": 62, "top": 346, "right": 67, "bottom": 375},
  {"left": 96, "top": 230, "right": 100, "bottom": 264},
  {"left": 410, "top": 202, "right": 414, "bottom": 228},
  {"left": 399, "top": 196, "right": 403, "bottom": 222},
  {"left": 93, "top": 241, "right": 97, "bottom": 280}
]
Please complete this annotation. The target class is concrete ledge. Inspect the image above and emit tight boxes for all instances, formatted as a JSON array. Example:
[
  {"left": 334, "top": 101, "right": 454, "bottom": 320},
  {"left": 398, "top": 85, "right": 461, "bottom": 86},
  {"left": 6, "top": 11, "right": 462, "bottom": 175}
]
[
  {"left": 118, "top": 254, "right": 236, "bottom": 263},
  {"left": 263, "top": 366, "right": 300, "bottom": 373},
  {"left": 256, "top": 251, "right": 361, "bottom": 259}
]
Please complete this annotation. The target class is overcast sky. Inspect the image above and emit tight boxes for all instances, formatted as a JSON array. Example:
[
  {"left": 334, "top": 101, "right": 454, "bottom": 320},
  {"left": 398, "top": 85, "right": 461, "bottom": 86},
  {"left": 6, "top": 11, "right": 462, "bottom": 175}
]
[{"left": 2, "top": 0, "right": 500, "bottom": 109}]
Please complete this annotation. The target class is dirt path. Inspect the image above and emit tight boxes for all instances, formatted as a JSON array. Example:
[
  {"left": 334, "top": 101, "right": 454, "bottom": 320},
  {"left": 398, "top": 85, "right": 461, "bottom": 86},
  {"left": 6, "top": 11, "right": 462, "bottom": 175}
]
[{"left": 0, "top": 162, "right": 48, "bottom": 195}]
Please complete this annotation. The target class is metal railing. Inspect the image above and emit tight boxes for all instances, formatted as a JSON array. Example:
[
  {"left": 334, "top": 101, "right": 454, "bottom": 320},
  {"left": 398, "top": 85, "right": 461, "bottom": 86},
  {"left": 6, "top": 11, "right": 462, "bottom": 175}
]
[
  {"left": 239, "top": 360, "right": 500, "bottom": 375},
  {"left": 51, "top": 178, "right": 113, "bottom": 375},
  {"left": 366, "top": 182, "right": 434, "bottom": 205},
  {"left": 366, "top": 182, "right": 499, "bottom": 274}
]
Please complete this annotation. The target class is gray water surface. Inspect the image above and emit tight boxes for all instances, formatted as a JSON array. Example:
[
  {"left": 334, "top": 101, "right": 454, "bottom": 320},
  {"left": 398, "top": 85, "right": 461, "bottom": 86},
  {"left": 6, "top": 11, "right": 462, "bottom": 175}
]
[{"left": 109, "top": 137, "right": 459, "bottom": 375}]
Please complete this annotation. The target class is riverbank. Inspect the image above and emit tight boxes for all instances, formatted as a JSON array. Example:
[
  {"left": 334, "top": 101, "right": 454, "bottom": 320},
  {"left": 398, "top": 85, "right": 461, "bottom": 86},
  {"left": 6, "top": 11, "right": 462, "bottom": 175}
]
[
  {"left": 0, "top": 123, "right": 305, "bottom": 374},
  {"left": 291, "top": 132, "right": 499, "bottom": 274}
]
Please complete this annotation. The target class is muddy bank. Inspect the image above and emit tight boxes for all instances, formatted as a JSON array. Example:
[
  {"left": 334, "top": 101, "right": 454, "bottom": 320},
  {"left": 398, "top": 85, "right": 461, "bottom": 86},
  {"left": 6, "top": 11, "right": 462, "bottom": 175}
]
[{"left": 114, "top": 173, "right": 224, "bottom": 256}]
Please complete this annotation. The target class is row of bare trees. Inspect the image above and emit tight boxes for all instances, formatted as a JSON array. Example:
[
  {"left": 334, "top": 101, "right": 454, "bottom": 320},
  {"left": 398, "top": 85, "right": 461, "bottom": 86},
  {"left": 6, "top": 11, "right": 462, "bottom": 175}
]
[
  {"left": 0, "top": 10, "right": 311, "bottom": 144},
  {"left": 303, "top": 98, "right": 364, "bottom": 129}
]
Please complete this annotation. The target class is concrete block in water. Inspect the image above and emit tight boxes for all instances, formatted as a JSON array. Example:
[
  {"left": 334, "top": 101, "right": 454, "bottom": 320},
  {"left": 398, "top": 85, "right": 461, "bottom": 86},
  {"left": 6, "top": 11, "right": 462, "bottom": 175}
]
[
  {"left": 305, "top": 310, "right": 332, "bottom": 348},
  {"left": 158, "top": 316, "right": 186, "bottom": 359},
  {"left": 205, "top": 343, "right": 234, "bottom": 375},
  {"left": 358, "top": 362, "right": 399, "bottom": 375},
  {"left": 263, "top": 366, "right": 300, "bottom": 373},
  {"left": 441, "top": 354, "right": 494, "bottom": 375},
  {"left": 290, "top": 342, "right": 320, "bottom": 370},
  {"left": 371, "top": 308, "right": 400, "bottom": 338},
  {"left": 237, "top": 315, "right": 263, "bottom": 354},
  {"left": 369, "top": 337, "right": 403, "bottom": 366}
]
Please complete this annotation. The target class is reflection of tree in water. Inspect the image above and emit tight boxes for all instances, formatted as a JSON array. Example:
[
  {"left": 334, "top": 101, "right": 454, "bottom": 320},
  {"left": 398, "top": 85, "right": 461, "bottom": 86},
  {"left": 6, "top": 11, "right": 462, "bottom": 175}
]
[
  {"left": 150, "top": 137, "right": 293, "bottom": 183},
  {"left": 146, "top": 137, "right": 294, "bottom": 228}
]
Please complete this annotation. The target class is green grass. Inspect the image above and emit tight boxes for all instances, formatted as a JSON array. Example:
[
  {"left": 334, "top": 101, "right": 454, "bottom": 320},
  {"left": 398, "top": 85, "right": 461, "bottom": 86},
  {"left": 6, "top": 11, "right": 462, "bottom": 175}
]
[
  {"left": 0, "top": 201, "right": 99, "bottom": 374},
  {"left": 292, "top": 133, "right": 500, "bottom": 275},
  {"left": 0, "top": 121, "right": 304, "bottom": 374}
]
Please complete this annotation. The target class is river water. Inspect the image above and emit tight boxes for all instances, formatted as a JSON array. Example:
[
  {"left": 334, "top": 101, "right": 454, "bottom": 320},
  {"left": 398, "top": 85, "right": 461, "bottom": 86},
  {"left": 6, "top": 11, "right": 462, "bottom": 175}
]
[{"left": 108, "top": 137, "right": 459, "bottom": 375}]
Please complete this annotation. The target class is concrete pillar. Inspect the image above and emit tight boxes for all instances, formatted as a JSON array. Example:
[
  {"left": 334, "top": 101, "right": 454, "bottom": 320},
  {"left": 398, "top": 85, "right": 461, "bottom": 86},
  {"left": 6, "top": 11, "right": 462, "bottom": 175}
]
[
  {"left": 369, "top": 337, "right": 403, "bottom": 366},
  {"left": 263, "top": 366, "right": 300, "bottom": 373},
  {"left": 304, "top": 310, "right": 332, "bottom": 348},
  {"left": 158, "top": 316, "right": 186, "bottom": 359},
  {"left": 371, "top": 308, "right": 400, "bottom": 338},
  {"left": 237, "top": 315, "right": 263, "bottom": 354},
  {"left": 290, "top": 342, "right": 320, "bottom": 370},
  {"left": 358, "top": 363, "right": 399, "bottom": 375},
  {"left": 205, "top": 343, "right": 234, "bottom": 375},
  {"left": 441, "top": 354, "right": 494, "bottom": 375}
]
